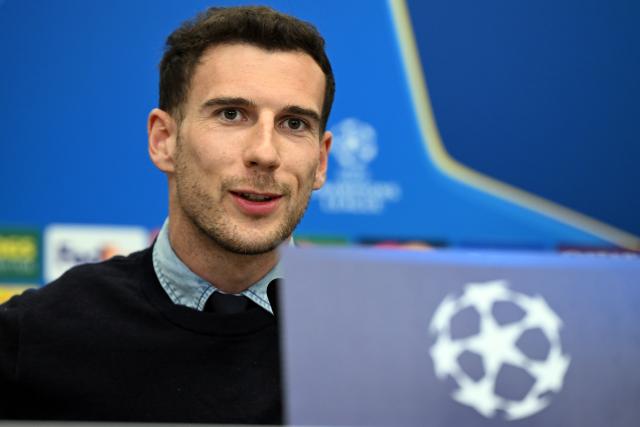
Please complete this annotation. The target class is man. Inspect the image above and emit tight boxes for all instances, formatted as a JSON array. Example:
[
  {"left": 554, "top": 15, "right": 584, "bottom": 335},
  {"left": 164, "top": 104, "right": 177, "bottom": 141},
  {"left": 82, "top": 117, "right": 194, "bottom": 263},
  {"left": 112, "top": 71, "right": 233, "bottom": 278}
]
[{"left": 0, "top": 6, "right": 334, "bottom": 424}]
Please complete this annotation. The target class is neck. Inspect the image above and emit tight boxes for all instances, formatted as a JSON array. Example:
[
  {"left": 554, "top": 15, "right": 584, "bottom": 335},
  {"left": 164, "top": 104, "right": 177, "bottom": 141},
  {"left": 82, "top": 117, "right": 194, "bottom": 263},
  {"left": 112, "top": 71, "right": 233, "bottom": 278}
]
[{"left": 167, "top": 208, "right": 279, "bottom": 294}]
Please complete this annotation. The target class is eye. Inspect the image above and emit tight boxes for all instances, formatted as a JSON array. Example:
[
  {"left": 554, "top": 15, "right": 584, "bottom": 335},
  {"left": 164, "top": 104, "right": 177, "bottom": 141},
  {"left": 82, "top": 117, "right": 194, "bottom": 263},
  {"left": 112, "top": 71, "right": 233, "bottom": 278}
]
[
  {"left": 218, "top": 108, "right": 243, "bottom": 122},
  {"left": 282, "top": 117, "right": 308, "bottom": 131}
]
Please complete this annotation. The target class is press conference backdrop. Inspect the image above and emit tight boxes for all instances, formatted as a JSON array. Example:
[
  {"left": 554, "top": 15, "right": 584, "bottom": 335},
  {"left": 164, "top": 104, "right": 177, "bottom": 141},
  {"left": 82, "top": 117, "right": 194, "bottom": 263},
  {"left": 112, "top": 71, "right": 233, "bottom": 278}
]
[
  {"left": 282, "top": 246, "right": 640, "bottom": 426},
  {"left": 1, "top": 0, "right": 639, "bottom": 288}
]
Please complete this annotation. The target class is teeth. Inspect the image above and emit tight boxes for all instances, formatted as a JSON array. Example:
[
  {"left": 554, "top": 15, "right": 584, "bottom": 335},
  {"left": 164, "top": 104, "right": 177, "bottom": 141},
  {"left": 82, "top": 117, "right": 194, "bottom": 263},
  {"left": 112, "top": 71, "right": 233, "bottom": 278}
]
[{"left": 240, "top": 193, "right": 273, "bottom": 202}]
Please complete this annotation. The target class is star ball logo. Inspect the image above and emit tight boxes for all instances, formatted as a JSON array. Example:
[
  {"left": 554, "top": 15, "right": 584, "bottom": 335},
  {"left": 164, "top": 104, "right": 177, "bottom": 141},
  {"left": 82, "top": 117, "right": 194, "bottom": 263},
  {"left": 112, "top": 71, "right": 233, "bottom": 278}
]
[
  {"left": 428, "top": 280, "right": 570, "bottom": 421},
  {"left": 316, "top": 118, "right": 402, "bottom": 215},
  {"left": 330, "top": 118, "right": 378, "bottom": 172}
]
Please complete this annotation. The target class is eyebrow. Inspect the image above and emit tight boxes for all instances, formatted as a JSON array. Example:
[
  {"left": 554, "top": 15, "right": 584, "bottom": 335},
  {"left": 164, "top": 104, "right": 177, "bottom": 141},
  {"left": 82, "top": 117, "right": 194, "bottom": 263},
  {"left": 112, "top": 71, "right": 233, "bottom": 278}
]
[
  {"left": 200, "top": 97, "right": 256, "bottom": 111},
  {"left": 282, "top": 105, "right": 321, "bottom": 125},
  {"left": 200, "top": 97, "right": 321, "bottom": 124}
]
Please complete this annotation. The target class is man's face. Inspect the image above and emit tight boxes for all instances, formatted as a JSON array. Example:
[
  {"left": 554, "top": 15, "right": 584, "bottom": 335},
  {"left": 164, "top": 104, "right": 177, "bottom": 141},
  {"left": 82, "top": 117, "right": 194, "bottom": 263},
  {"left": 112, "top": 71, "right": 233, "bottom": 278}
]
[{"left": 171, "top": 43, "right": 331, "bottom": 255}]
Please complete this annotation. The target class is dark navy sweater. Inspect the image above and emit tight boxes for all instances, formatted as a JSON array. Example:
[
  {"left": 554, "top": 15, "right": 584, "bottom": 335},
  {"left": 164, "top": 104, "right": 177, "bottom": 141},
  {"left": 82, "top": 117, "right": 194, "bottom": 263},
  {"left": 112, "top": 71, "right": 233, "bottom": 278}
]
[{"left": 0, "top": 247, "right": 282, "bottom": 423}]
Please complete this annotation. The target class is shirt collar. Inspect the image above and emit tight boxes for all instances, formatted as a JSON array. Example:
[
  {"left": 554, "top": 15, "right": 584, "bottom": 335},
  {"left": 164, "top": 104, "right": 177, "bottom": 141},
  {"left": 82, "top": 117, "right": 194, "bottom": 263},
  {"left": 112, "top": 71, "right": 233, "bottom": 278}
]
[{"left": 152, "top": 218, "right": 281, "bottom": 314}]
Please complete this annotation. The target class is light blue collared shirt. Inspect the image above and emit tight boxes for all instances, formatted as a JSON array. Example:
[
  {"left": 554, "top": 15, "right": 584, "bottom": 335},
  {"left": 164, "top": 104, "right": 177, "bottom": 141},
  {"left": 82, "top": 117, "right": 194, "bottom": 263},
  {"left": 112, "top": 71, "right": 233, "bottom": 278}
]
[{"left": 152, "top": 219, "right": 280, "bottom": 315}]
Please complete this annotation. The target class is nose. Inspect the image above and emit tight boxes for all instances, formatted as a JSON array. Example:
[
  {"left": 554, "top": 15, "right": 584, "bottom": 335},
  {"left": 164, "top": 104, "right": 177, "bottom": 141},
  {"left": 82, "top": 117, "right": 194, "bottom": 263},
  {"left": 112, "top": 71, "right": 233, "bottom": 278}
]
[{"left": 243, "top": 117, "right": 281, "bottom": 171}]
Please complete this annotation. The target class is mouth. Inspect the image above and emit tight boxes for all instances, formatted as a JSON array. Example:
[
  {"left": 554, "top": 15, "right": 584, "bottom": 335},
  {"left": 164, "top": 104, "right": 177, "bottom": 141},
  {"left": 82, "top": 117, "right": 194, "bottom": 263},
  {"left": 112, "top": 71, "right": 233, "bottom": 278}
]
[
  {"left": 230, "top": 191, "right": 282, "bottom": 202},
  {"left": 229, "top": 190, "right": 283, "bottom": 216}
]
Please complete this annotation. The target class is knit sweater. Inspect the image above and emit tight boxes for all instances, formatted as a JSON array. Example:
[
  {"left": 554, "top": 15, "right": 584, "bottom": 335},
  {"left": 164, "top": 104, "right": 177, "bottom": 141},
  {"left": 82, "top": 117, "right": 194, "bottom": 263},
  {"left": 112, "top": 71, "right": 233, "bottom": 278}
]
[{"left": 0, "top": 247, "right": 282, "bottom": 424}]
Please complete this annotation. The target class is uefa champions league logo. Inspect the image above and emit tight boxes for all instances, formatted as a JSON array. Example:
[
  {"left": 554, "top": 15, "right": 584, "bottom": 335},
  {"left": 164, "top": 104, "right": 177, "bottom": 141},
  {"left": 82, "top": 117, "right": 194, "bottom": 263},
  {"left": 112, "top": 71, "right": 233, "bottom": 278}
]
[
  {"left": 429, "top": 280, "right": 571, "bottom": 421},
  {"left": 330, "top": 118, "right": 378, "bottom": 172},
  {"left": 315, "top": 118, "right": 401, "bottom": 214}
]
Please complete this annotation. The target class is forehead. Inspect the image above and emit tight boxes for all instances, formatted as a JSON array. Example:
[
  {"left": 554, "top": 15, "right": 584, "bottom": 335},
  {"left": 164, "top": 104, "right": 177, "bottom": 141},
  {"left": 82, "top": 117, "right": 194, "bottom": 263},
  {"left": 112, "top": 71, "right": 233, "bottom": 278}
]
[{"left": 186, "top": 43, "right": 326, "bottom": 113}]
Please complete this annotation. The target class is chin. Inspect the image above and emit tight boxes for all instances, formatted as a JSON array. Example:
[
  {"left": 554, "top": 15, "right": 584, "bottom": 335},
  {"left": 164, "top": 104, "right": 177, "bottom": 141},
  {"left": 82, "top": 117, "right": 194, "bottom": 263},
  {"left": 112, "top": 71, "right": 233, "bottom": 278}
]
[
  {"left": 207, "top": 224, "right": 289, "bottom": 256},
  {"left": 221, "top": 238, "right": 283, "bottom": 256}
]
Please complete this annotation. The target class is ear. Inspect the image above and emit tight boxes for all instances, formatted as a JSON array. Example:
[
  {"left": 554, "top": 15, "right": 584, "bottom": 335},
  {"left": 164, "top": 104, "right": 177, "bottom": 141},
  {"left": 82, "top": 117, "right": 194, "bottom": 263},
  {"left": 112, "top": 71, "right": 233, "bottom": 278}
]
[
  {"left": 313, "top": 130, "right": 333, "bottom": 190},
  {"left": 148, "top": 108, "right": 178, "bottom": 173}
]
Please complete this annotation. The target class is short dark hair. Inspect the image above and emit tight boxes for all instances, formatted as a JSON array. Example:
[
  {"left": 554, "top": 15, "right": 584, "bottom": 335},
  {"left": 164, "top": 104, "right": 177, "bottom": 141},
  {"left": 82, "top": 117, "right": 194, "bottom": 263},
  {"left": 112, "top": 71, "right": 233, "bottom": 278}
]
[{"left": 159, "top": 6, "right": 335, "bottom": 132}]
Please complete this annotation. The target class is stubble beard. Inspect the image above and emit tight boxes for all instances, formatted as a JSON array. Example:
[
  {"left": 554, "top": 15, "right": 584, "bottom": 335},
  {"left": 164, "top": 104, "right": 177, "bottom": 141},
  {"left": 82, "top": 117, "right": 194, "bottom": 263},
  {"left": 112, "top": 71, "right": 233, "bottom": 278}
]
[{"left": 174, "top": 142, "right": 316, "bottom": 256}]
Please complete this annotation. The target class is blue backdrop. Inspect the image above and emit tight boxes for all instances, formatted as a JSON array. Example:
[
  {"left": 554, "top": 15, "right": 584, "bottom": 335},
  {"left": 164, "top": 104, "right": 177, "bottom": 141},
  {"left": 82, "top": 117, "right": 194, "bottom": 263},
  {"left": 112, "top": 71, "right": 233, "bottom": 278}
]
[{"left": 1, "top": 0, "right": 638, "bottom": 250}]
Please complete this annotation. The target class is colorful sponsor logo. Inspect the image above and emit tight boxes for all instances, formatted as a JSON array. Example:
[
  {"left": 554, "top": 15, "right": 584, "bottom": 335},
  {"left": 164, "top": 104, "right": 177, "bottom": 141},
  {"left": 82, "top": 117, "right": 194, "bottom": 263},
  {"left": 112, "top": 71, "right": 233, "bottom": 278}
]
[
  {"left": 44, "top": 224, "right": 149, "bottom": 282},
  {"left": 0, "top": 284, "right": 38, "bottom": 304},
  {"left": 293, "top": 235, "right": 350, "bottom": 246},
  {"left": 359, "top": 237, "right": 443, "bottom": 250},
  {"left": 148, "top": 227, "right": 161, "bottom": 245},
  {"left": 0, "top": 228, "right": 41, "bottom": 282}
]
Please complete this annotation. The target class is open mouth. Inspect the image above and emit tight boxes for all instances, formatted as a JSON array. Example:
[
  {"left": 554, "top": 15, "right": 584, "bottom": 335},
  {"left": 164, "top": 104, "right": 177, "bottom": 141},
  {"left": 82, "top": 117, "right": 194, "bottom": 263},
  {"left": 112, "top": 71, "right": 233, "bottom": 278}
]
[
  {"left": 232, "top": 191, "right": 279, "bottom": 202},
  {"left": 230, "top": 190, "right": 283, "bottom": 216}
]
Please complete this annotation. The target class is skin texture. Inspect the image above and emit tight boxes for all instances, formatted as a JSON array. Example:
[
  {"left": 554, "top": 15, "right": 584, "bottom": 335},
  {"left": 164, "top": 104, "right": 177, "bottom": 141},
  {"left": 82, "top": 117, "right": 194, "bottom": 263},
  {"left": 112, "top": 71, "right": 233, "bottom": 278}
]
[{"left": 148, "top": 43, "right": 332, "bottom": 293}]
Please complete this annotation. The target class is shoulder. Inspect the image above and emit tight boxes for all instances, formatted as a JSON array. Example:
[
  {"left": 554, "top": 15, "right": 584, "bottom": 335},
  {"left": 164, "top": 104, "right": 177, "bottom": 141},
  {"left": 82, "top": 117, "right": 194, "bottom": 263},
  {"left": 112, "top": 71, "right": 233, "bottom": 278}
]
[
  {"left": 54, "top": 246, "right": 151, "bottom": 287},
  {"left": 2, "top": 247, "right": 154, "bottom": 314},
  {"left": 0, "top": 247, "right": 157, "bottom": 387}
]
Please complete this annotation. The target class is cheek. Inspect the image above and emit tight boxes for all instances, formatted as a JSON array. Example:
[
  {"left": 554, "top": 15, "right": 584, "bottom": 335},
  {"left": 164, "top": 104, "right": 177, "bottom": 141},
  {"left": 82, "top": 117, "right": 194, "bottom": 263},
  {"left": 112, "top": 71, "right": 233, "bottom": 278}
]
[
  {"left": 286, "top": 150, "right": 320, "bottom": 189},
  {"left": 188, "top": 143, "right": 236, "bottom": 175}
]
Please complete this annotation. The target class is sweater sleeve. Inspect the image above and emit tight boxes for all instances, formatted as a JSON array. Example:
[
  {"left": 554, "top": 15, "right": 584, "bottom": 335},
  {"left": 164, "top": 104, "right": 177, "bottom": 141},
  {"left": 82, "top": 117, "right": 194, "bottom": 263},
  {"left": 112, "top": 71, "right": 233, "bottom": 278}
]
[{"left": 0, "top": 293, "right": 24, "bottom": 417}]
